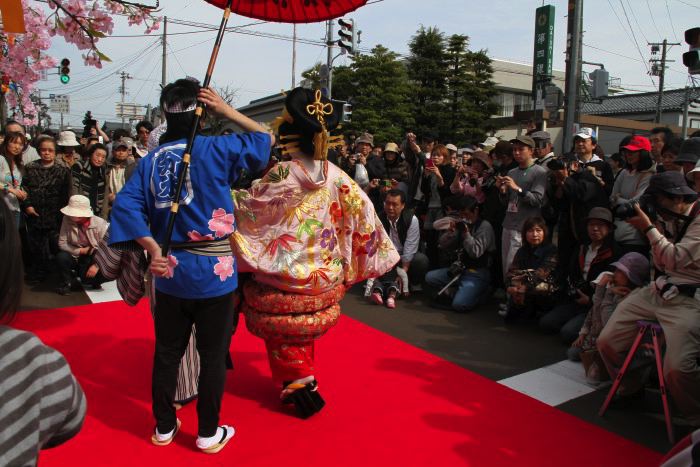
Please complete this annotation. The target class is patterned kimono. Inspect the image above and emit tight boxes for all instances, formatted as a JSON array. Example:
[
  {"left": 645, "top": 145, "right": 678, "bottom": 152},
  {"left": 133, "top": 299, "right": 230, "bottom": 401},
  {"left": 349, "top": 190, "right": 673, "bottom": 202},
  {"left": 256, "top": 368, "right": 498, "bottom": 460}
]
[{"left": 232, "top": 159, "right": 399, "bottom": 382}]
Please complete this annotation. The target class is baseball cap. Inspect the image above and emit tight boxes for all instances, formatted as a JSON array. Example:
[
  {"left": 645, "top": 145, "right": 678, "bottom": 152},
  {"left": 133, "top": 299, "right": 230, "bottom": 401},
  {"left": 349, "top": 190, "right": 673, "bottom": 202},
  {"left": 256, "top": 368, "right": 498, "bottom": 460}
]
[
  {"left": 531, "top": 130, "right": 551, "bottom": 141},
  {"left": 445, "top": 143, "right": 458, "bottom": 153},
  {"left": 621, "top": 135, "right": 652, "bottom": 152},
  {"left": 688, "top": 160, "right": 700, "bottom": 175},
  {"left": 611, "top": 252, "right": 650, "bottom": 287},
  {"left": 647, "top": 171, "right": 697, "bottom": 197},
  {"left": 675, "top": 137, "right": 700, "bottom": 165},
  {"left": 479, "top": 136, "right": 500, "bottom": 148},
  {"left": 115, "top": 137, "right": 134, "bottom": 149},
  {"left": 509, "top": 135, "right": 535, "bottom": 148},
  {"left": 574, "top": 127, "right": 596, "bottom": 140}
]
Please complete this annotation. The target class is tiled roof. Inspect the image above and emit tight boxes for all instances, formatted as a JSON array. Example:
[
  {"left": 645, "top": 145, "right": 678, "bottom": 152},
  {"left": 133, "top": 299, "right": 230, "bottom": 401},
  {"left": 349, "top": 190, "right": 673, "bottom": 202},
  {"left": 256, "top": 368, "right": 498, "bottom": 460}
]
[{"left": 582, "top": 88, "right": 700, "bottom": 115}]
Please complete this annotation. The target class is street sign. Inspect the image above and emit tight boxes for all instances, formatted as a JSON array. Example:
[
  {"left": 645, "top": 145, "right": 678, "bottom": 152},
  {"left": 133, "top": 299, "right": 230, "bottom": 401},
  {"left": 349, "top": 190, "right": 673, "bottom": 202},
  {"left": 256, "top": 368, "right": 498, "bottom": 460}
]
[
  {"left": 50, "top": 94, "right": 69, "bottom": 113},
  {"left": 532, "top": 5, "right": 555, "bottom": 109},
  {"left": 115, "top": 103, "right": 145, "bottom": 119}
]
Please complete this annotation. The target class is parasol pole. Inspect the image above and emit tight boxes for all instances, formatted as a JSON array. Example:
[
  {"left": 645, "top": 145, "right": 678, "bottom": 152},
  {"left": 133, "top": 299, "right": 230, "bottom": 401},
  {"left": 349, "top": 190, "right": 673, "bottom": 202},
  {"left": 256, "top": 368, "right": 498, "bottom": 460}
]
[{"left": 161, "top": 0, "right": 233, "bottom": 256}]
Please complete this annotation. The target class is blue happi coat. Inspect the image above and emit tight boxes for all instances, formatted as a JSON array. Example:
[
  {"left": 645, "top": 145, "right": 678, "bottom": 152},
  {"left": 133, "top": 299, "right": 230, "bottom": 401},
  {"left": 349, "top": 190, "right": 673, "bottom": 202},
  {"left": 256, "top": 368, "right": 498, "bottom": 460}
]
[{"left": 109, "top": 132, "right": 270, "bottom": 299}]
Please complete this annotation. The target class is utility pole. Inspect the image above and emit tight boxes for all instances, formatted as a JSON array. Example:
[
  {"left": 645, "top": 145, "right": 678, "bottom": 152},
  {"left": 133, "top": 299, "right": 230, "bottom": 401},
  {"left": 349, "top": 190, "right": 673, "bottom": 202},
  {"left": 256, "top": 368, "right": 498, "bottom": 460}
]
[
  {"left": 161, "top": 16, "right": 168, "bottom": 89},
  {"left": 326, "top": 19, "right": 334, "bottom": 99},
  {"left": 649, "top": 39, "right": 680, "bottom": 124},
  {"left": 119, "top": 71, "right": 132, "bottom": 127},
  {"left": 682, "top": 87, "right": 700, "bottom": 138},
  {"left": 292, "top": 24, "right": 297, "bottom": 88},
  {"left": 682, "top": 87, "right": 690, "bottom": 138},
  {"left": 562, "top": 0, "right": 583, "bottom": 152}
]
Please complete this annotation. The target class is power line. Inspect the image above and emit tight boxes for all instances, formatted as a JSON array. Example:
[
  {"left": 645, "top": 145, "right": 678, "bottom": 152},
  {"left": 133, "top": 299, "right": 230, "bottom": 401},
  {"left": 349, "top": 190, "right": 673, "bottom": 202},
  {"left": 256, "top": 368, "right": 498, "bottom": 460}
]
[
  {"left": 167, "top": 42, "right": 187, "bottom": 76},
  {"left": 41, "top": 39, "right": 161, "bottom": 93},
  {"left": 624, "top": 0, "right": 649, "bottom": 44},
  {"left": 674, "top": 0, "right": 700, "bottom": 10},
  {"left": 616, "top": 0, "right": 656, "bottom": 86},
  {"left": 645, "top": 0, "right": 662, "bottom": 39},
  {"left": 664, "top": 0, "right": 680, "bottom": 42}
]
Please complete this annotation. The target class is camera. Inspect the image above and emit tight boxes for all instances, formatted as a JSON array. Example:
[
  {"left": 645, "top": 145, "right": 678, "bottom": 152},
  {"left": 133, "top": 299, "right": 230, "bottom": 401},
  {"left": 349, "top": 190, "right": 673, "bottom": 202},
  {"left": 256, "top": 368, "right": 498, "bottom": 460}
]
[
  {"left": 613, "top": 193, "right": 657, "bottom": 221},
  {"left": 448, "top": 259, "right": 465, "bottom": 277},
  {"left": 455, "top": 219, "right": 470, "bottom": 232},
  {"left": 567, "top": 278, "right": 588, "bottom": 298}
]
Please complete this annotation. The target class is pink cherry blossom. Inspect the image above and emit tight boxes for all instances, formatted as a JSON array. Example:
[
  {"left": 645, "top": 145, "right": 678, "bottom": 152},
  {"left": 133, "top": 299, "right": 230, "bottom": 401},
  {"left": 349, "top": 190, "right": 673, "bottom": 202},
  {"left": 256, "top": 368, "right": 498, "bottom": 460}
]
[
  {"left": 163, "top": 254, "right": 178, "bottom": 279},
  {"left": 187, "top": 230, "right": 215, "bottom": 241},
  {"left": 0, "top": 0, "right": 159, "bottom": 125},
  {"left": 208, "top": 208, "right": 235, "bottom": 238},
  {"left": 213, "top": 256, "right": 235, "bottom": 282}
]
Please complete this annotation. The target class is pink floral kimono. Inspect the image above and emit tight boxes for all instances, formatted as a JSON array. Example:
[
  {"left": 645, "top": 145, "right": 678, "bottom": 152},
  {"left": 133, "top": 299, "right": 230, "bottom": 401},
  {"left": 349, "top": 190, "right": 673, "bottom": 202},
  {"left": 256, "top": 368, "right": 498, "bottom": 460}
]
[{"left": 231, "top": 159, "right": 399, "bottom": 382}]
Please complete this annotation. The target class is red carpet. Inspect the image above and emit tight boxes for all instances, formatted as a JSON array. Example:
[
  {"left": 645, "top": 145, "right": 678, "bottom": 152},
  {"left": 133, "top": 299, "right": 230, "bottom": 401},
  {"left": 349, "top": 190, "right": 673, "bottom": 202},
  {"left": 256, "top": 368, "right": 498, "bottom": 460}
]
[{"left": 13, "top": 300, "right": 661, "bottom": 466}]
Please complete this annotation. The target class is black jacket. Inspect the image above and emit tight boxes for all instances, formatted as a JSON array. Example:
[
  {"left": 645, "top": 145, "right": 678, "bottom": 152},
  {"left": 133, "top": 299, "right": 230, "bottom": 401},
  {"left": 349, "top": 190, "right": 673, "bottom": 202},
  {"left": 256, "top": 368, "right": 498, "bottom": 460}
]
[{"left": 22, "top": 162, "right": 72, "bottom": 230}]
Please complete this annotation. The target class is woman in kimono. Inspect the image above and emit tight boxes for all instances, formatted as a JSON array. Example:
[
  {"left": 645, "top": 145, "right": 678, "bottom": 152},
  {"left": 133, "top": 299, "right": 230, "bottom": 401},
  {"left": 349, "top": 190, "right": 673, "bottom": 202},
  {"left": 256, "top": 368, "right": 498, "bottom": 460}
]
[{"left": 231, "top": 88, "right": 400, "bottom": 418}]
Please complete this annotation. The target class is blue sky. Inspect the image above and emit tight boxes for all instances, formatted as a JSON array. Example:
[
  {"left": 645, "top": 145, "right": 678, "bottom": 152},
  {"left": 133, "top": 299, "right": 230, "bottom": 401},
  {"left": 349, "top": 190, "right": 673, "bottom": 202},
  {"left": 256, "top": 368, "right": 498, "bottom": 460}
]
[{"left": 40, "top": 0, "right": 700, "bottom": 128}]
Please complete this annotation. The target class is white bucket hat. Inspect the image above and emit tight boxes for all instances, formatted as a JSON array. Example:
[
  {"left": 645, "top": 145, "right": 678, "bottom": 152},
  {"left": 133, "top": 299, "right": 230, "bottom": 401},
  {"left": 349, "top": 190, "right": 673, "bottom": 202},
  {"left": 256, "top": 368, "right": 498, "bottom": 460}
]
[
  {"left": 57, "top": 130, "right": 80, "bottom": 147},
  {"left": 60, "top": 195, "right": 93, "bottom": 218}
]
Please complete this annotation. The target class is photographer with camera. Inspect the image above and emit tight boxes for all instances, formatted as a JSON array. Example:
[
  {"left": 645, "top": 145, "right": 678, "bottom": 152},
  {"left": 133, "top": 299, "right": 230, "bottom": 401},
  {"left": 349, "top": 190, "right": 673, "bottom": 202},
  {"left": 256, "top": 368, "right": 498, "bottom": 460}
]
[
  {"left": 597, "top": 171, "right": 700, "bottom": 425},
  {"left": 424, "top": 195, "right": 496, "bottom": 313},
  {"left": 547, "top": 156, "right": 609, "bottom": 270},
  {"left": 539, "top": 207, "right": 620, "bottom": 343},
  {"left": 450, "top": 150, "right": 493, "bottom": 204},
  {"left": 496, "top": 135, "right": 548, "bottom": 283},
  {"left": 501, "top": 216, "right": 558, "bottom": 321},
  {"left": 81, "top": 112, "right": 110, "bottom": 146},
  {"left": 611, "top": 135, "right": 656, "bottom": 256},
  {"left": 572, "top": 128, "right": 614, "bottom": 196}
]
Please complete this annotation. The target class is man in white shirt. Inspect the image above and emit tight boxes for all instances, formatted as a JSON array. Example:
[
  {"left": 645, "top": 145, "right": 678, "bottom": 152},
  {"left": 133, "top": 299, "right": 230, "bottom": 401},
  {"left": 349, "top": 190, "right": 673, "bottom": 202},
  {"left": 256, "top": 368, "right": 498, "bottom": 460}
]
[{"left": 371, "top": 189, "right": 427, "bottom": 308}]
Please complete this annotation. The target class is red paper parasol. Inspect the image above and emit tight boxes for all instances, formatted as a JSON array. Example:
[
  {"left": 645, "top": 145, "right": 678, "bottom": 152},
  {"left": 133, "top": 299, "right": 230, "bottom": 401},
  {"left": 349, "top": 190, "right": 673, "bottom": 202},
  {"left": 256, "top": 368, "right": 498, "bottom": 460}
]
[
  {"left": 205, "top": 0, "right": 367, "bottom": 23},
  {"left": 161, "top": 0, "right": 367, "bottom": 255}
]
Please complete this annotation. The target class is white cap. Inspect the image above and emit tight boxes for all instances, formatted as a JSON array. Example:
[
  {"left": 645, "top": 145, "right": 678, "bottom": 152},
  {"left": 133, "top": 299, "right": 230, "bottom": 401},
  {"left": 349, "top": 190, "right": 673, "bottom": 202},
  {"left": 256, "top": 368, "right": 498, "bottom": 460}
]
[{"left": 574, "top": 127, "right": 596, "bottom": 140}]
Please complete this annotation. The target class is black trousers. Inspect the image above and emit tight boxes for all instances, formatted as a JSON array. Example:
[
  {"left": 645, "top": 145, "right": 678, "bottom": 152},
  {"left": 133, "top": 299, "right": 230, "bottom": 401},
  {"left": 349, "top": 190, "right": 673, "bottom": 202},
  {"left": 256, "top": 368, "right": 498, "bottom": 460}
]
[
  {"left": 26, "top": 225, "right": 59, "bottom": 277},
  {"left": 55, "top": 250, "right": 107, "bottom": 287},
  {"left": 152, "top": 290, "right": 236, "bottom": 437}
]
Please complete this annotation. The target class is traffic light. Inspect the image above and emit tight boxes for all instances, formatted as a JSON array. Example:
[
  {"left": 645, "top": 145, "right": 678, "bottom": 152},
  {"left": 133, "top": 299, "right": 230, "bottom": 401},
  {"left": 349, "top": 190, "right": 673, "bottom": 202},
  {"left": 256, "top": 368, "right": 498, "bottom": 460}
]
[
  {"left": 337, "top": 18, "right": 357, "bottom": 55},
  {"left": 590, "top": 68, "right": 609, "bottom": 99},
  {"left": 683, "top": 28, "right": 700, "bottom": 75},
  {"left": 59, "top": 58, "right": 70, "bottom": 84},
  {"left": 342, "top": 102, "right": 352, "bottom": 123}
]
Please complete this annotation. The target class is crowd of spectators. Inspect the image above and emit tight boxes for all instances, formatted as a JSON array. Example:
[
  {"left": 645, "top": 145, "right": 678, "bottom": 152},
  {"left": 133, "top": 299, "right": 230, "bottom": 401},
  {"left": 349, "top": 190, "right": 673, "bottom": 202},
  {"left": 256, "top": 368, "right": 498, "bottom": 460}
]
[
  {"left": 0, "top": 118, "right": 154, "bottom": 295},
  {"left": 3, "top": 114, "right": 700, "bottom": 431},
  {"left": 333, "top": 125, "right": 700, "bottom": 429}
]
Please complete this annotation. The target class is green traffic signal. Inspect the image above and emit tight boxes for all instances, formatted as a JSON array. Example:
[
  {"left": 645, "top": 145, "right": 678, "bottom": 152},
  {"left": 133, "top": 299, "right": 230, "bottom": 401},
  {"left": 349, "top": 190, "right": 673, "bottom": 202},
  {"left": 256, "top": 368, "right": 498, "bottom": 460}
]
[{"left": 59, "top": 58, "right": 70, "bottom": 84}]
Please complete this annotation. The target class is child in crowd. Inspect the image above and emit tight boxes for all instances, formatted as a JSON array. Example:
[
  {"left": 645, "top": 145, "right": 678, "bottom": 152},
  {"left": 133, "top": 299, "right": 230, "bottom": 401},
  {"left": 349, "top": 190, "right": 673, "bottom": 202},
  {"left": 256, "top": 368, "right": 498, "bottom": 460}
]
[
  {"left": 502, "top": 216, "right": 558, "bottom": 321},
  {"left": 568, "top": 252, "right": 650, "bottom": 383}
]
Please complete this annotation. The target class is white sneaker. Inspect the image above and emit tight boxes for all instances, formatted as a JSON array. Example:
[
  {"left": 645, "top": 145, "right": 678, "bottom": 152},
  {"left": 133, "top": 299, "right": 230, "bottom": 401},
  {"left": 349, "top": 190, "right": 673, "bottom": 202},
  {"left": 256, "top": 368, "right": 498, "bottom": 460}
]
[{"left": 364, "top": 279, "right": 374, "bottom": 297}]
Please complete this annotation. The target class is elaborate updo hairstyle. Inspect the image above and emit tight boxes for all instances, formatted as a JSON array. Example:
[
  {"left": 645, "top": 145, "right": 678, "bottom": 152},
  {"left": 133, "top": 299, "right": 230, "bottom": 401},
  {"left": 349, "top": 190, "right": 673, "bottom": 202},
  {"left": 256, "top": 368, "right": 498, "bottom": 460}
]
[{"left": 273, "top": 88, "right": 343, "bottom": 160}]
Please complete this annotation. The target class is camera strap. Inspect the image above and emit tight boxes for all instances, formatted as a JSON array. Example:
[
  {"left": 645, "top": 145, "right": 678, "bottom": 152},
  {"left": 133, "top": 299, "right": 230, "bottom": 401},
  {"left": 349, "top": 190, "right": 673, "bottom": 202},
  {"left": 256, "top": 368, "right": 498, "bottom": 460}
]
[{"left": 675, "top": 201, "right": 700, "bottom": 243}]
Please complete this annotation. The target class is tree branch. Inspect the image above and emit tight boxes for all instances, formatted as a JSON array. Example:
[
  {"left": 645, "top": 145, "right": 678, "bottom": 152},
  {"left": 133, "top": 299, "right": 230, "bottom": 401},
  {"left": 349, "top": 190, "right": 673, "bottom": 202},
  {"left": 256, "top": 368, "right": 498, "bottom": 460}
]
[{"left": 47, "top": 0, "right": 99, "bottom": 51}]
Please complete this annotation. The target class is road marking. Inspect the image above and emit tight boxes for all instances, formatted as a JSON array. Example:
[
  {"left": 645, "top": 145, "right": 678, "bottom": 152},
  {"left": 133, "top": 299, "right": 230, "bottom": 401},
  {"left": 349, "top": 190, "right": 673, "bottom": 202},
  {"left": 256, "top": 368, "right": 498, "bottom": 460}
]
[
  {"left": 498, "top": 360, "right": 601, "bottom": 406},
  {"left": 85, "top": 280, "right": 122, "bottom": 304}
]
